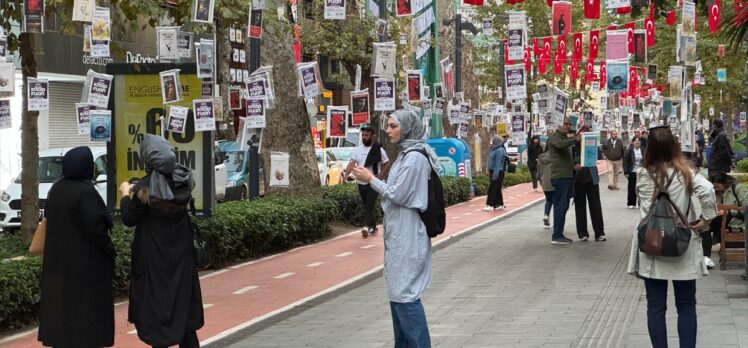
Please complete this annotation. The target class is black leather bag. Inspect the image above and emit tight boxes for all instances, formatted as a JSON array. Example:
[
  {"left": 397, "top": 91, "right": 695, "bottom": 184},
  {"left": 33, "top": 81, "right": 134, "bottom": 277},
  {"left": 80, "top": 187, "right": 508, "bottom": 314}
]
[{"left": 189, "top": 199, "right": 211, "bottom": 270}]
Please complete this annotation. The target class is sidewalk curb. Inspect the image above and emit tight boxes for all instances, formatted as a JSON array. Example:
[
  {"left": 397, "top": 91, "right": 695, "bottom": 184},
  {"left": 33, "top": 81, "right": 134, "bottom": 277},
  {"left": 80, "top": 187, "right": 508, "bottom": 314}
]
[{"left": 204, "top": 195, "right": 545, "bottom": 347}]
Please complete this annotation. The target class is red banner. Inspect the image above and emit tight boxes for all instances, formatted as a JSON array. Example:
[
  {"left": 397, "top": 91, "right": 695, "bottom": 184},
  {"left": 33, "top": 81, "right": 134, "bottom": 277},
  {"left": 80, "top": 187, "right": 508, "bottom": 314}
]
[
  {"left": 524, "top": 47, "right": 531, "bottom": 72},
  {"left": 571, "top": 60, "right": 579, "bottom": 81},
  {"left": 557, "top": 35, "right": 567, "bottom": 63},
  {"left": 666, "top": 10, "right": 677, "bottom": 25},
  {"left": 708, "top": 0, "right": 721, "bottom": 33},
  {"left": 599, "top": 61, "right": 606, "bottom": 87},
  {"left": 572, "top": 33, "right": 583, "bottom": 61},
  {"left": 644, "top": 17, "right": 655, "bottom": 47},
  {"left": 533, "top": 37, "right": 540, "bottom": 57},
  {"left": 623, "top": 22, "right": 636, "bottom": 55},
  {"left": 552, "top": 1, "right": 572, "bottom": 35},
  {"left": 589, "top": 30, "right": 599, "bottom": 59},
  {"left": 736, "top": 0, "right": 747, "bottom": 25},
  {"left": 585, "top": 0, "right": 600, "bottom": 19}
]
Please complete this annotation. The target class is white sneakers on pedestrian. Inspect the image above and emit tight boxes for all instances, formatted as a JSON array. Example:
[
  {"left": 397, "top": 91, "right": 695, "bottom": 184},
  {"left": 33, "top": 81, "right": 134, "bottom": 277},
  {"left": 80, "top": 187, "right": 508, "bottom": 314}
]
[
  {"left": 705, "top": 257, "right": 716, "bottom": 269},
  {"left": 494, "top": 205, "right": 505, "bottom": 211},
  {"left": 627, "top": 205, "right": 636, "bottom": 209},
  {"left": 543, "top": 215, "right": 550, "bottom": 226},
  {"left": 482, "top": 206, "right": 494, "bottom": 211}
]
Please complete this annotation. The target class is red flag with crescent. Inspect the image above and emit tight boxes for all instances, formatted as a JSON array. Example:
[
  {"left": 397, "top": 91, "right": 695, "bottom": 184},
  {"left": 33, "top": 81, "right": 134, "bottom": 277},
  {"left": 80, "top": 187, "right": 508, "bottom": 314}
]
[
  {"left": 629, "top": 66, "right": 639, "bottom": 96},
  {"left": 524, "top": 47, "right": 531, "bottom": 72},
  {"left": 543, "top": 37, "right": 553, "bottom": 59},
  {"left": 585, "top": 0, "right": 600, "bottom": 19},
  {"left": 557, "top": 35, "right": 567, "bottom": 63},
  {"left": 644, "top": 17, "right": 655, "bottom": 47},
  {"left": 572, "top": 33, "right": 583, "bottom": 61},
  {"left": 666, "top": 10, "right": 677, "bottom": 25},
  {"left": 623, "top": 22, "right": 636, "bottom": 54},
  {"left": 554, "top": 56, "right": 563, "bottom": 74},
  {"left": 586, "top": 59, "right": 595, "bottom": 83},
  {"left": 539, "top": 53, "right": 548, "bottom": 74},
  {"left": 649, "top": 1, "right": 656, "bottom": 18},
  {"left": 589, "top": 30, "right": 599, "bottom": 59},
  {"left": 533, "top": 37, "right": 541, "bottom": 57},
  {"left": 571, "top": 60, "right": 579, "bottom": 81},
  {"left": 708, "top": 0, "right": 721, "bottom": 33},
  {"left": 599, "top": 61, "right": 606, "bottom": 87}
]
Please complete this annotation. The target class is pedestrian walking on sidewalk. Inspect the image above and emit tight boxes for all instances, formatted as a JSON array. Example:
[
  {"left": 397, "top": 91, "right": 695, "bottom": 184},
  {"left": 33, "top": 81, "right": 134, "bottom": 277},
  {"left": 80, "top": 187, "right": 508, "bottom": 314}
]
[
  {"left": 483, "top": 136, "right": 507, "bottom": 211},
  {"left": 352, "top": 109, "right": 436, "bottom": 348},
  {"left": 537, "top": 150, "right": 554, "bottom": 226},
  {"left": 623, "top": 136, "right": 646, "bottom": 208},
  {"left": 705, "top": 172, "right": 748, "bottom": 269},
  {"left": 344, "top": 125, "right": 391, "bottom": 238},
  {"left": 572, "top": 128, "right": 606, "bottom": 242},
  {"left": 708, "top": 119, "right": 734, "bottom": 178},
  {"left": 628, "top": 126, "right": 717, "bottom": 348},
  {"left": 38, "top": 147, "right": 115, "bottom": 348},
  {"left": 602, "top": 130, "right": 625, "bottom": 190},
  {"left": 119, "top": 135, "right": 204, "bottom": 348},
  {"left": 547, "top": 117, "right": 581, "bottom": 245},
  {"left": 528, "top": 135, "right": 544, "bottom": 191}
]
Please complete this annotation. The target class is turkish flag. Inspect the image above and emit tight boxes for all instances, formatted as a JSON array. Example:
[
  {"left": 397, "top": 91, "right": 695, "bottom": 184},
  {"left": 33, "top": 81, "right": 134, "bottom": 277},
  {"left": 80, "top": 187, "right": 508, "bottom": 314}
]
[
  {"left": 571, "top": 60, "right": 579, "bottom": 81},
  {"left": 557, "top": 35, "right": 567, "bottom": 63},
  {"left": 624, "top": 22, "right": 636, "bottom": 54},
  {"left": 533, "top": 38, "right": 541, "bottom": 57},
  {"left": 554, "top": 57, "right": 563, "bottom": 74},
  {"left": 649, "top": 2, "right": 656, "bottom": 18},
  {"left": 572, "top": 33, "right": 583, "bottom": 61},
  {"left": 584, "top": 0, "right": 600, "bottom": 19},
  {"left": 547, "top": 0, "right": 552, "bottom": 6},
  {"left": 586, "top": 60, "right": 595, "bottom": 83},
  {"left": 666, "top": 11, "right": 677, "bottom": 25},
  {"left": 629, "top": 67, "right": 639, "bottom": 96},
  {"left": 736, "top": 0, "right": 747, "bottom": 25},
  {"left": 617, "top": 6, "right": 631, "bottom": 14},
  {"left": 599, "top": 61, "right": 606, "bottom": 87},
  {"left": 524, "top": 47, "right": 532, "bottom": 72},
  {"left": 709, "top": 0, "right": 721, "bottom": 33},
  {"left": 544, "top": 37, "right": 553, "bottom": 58},
  {"left": 644, "top": 17, "right": 655, "bottom": 47},
  {"left": 539, "top": 53, "right": 548, "bottom": 74},
  {"left": 589, "top": 30, "right": 599, "bottom": 59}
]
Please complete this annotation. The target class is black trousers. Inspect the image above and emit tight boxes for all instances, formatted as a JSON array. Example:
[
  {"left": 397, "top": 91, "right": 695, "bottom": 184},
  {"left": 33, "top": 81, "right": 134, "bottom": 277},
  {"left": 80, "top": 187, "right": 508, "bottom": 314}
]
[
  {"left": 152, "top": 331, "right": 199, "bottom": 348},
  {"left": 575, "top": 182, "right": 605, "bottom": 239},
  {"left": 530, "top": 166, "right": 539, "bottom": 189},
  {"left": 627, "top": 172, "right": 638, "bottom": 206},
  {"left": 486, "top": 171, "right": 505, "bottom": 207},
  {"left": 703, "top": 216, "right": 726, "bottom": 258},
  {"left": 358, "top": 184, "right": 379, "bottom": 229}
]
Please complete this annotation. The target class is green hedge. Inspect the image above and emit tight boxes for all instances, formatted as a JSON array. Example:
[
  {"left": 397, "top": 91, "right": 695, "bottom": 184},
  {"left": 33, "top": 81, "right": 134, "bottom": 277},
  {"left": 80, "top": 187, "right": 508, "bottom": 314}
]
[
  {"left": 322, "top": 185, "right": 382, "bottom": 226},
  {"left": 737, "top": 158, "right": 748, "bottom": 173},
  {"left": 473, "top": 164, "right": 533, "bottom": 197},
  {"left": 0, "top": 256, "right": 42, "bottom": 329},
  {"left": 473, "top": 174, "right": 489, "bottom": 196}
]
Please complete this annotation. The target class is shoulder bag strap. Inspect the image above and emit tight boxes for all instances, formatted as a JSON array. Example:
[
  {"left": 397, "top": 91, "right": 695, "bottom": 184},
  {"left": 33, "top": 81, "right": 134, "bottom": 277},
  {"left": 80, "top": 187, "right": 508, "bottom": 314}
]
[{"left": 731, "top": 183, "right": 741, "bottom": 207}]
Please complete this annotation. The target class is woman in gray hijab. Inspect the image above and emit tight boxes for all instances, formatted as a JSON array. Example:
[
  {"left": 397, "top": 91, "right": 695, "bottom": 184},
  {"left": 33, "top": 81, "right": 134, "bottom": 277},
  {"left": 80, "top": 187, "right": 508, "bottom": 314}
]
[
  {"left": 119, "top": 134, "right": 204, "bottom": 348},
  {"left": 483, "top": 135, "right": 508, "bottom": 211},
  {"left": 352, "top": 109, "right": 437, "bottom": 347}
]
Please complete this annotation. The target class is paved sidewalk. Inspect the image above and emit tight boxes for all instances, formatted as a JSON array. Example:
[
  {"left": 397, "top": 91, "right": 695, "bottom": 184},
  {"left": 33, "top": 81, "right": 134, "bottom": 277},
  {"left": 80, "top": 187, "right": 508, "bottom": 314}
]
[
  {"left": 218, "top": 178, "right": 748, "bottom": 348},
  {"left": 1, "top": 165, "right": 566, "bottom": 348}
]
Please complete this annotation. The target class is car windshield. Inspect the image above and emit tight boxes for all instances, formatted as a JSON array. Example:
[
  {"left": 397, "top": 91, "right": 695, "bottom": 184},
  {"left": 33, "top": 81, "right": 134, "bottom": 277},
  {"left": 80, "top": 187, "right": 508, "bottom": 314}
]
[
  {"left": 329, "top": 149, "right": 353, "bottom": 162},
  {"left": 316, "top": 150, "right": 325, "bottom": 164},
  {"left": 225, "top": 151, "right": 245, "bottom": 173},
  {"left": 15, "top": 156, "right": 65, "bottom": 184}
]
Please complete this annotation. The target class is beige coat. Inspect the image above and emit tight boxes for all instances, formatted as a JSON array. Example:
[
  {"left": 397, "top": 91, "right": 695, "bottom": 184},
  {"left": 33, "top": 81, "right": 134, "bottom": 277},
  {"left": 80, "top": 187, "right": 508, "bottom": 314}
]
[{"left": 627, "top": 167, "right": 717, "bottom": 280}]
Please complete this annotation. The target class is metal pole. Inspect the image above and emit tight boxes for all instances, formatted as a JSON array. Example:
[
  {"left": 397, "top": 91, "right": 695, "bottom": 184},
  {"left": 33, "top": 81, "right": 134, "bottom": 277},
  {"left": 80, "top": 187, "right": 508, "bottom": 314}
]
[
  {"left": 744, "top": 206, "right": 747, "bottom": 280},
  {"left": 455, "top": 12, "right": 462, "bottom": 93},
  {"left": 248, "top": 18, "right": 261, "bottom": 200},
  {"left": 378, "top": 0, "right": 387, "bottom": 144},
  {"left": 499, "top": 41, "right": 505, "bottom": 106}
]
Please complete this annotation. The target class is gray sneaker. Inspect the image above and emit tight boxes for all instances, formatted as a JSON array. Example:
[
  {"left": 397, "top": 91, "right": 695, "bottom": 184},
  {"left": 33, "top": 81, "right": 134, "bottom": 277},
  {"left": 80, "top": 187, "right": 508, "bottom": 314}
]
[
  {"left": 562, "top": 237, "right": 574, "bottom": 243},
  {"left": 596, "top": 235, "right": 607, "bottom": 241},
  {"left": 550, "top": 238, "right": 572, "bottom": 245},
  {"left": 579, "top": 236, "right": 589, "bottom": 241}
]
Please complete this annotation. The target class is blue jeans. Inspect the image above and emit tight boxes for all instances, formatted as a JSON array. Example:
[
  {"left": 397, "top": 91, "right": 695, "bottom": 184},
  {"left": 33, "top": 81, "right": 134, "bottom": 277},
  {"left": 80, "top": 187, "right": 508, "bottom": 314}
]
[
  {"left": 644, "top": 278, "right": 697, "bottom": 348},
  {"left": 550, "top": 178, "right": 573, "bottom": 240},
  {"left": 390, "top": 299, "right": 431, "bottom": 348},
  {"left": 544, "top": 191, "right": 554, "bottom": 216}
]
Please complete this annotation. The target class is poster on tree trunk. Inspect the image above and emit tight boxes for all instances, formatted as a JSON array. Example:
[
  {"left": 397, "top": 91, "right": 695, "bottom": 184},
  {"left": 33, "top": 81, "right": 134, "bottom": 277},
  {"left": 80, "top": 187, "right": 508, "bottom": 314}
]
[
  {"left": 374, "top": 78, "right": 395, "bottom": 111},
  {"left": 324, "top": 0, "right": 346, "bottom": 20},
  {"left": 28, "top": 78, "right": 49, "bottom": 111},
  {"left": 350, "top": 90, "right": 370, "bottom": 125},
  {"left": 504, "top": 64, "right": 527, "bottom": 100},
  {"left": 327, "top": 106, "right": 348, "bottom": 138},
  {"left": 249, "top": 10, "right": 263, "bottom": 38},
  {"left": 269, "top": 152, "right": 290, "bottom": 188},
  {"left": 245, "top": 98, "right": 266, "bottom": 128}
]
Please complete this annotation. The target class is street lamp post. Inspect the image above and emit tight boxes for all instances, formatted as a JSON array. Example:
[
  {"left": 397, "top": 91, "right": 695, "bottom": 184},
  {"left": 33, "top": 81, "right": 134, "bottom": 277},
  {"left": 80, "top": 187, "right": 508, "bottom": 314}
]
[{"left": 248, "top": 16, "right": 261, "bottom": 200}]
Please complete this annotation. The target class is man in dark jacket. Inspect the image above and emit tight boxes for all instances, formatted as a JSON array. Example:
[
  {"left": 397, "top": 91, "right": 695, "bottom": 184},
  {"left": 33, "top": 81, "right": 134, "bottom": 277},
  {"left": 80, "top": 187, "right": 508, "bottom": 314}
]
[
  {"left": 547, "top": 117, "right": 580, "bottom": 245},
  {"left": 708, "top": 119, "right": 734, "bottom": 177},
  {"left": 601, "top": 130, "right": 625, "bottom": 190}
]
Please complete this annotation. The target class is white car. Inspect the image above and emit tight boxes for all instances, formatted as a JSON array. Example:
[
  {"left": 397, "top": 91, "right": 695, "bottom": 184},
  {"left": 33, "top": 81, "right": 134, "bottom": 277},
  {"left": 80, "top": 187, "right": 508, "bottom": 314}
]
[{"left": 0, "top": 147, "right": 108, "bottom": 232}]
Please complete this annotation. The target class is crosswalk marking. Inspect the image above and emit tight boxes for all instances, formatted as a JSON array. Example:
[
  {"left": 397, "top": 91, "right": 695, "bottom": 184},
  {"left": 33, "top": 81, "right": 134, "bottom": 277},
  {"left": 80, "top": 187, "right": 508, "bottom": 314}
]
[
  {"left": 273, "top": 272, "right": 295, "bottom": 279},
  {"left": 360, "top": 245, "right": 375, "bottom": 249},
  {"left": 335, "top": 252, "right": 353, "bottom": 257},
  {"left": 233, "top": 285, "right": 259, "bottom": 295},
  {"left": 306, "top": 262, "right": 324, "bottom": 267}
]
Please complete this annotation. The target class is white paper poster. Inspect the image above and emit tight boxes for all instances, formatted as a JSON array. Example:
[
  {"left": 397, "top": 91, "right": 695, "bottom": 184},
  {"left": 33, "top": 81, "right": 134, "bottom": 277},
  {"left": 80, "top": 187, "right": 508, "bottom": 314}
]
[
  {"left": 91, "top": 7, "right": 111, "bottom": 41},
  {"left": 504, "top": 64, "right": 527, "bottom": 100},
  {"left": 89, "top": 110, "right": 112, "bottom": 142},
  {"left": 193, "top": 99, "right": 216, "bottom": 131},
  {"left": 157, "top": 27, "right": 180, "bottom": 61},
  {"left": 193, "top": 0, "right": 215, "bottom": 23},
  {"left": 0, "top": 62, "right": 15, "bottom": 95},
  {"left": 160, "top": 69, "right": 182, "bottom": 104},
  {"left": 196, "top": 39, "right": 214, "bottom": 79},
  {"left": 245, "top": 98, "right": 266, "bottom": 129},
  {"left": 298, "top": 63, "right": 320, "bottom": 98},
  {"left": 72, "top": 0, "right": 95, "bottom": 22},
  {"left": 167, "top": 105, "right": 189, "bottom": 133},
  {"left": 553, "top": 90, "right": 569, "bottom": 125},
  {"left": 269, "top": 152, "right": 290, "bottom": 187},
  {"left": 27, "top": 78, "right": 49, "bottom": 111},
  {"left": 374, "top": 78, "right": 395, "bottom": 111},
  {"left": 483, "top": 20, "right": 493, "bottom": 36},
  {"left": 91, "top": 40, "right": 109, "bottom": 58},
  {"left": 178, "top": 32, "right": 194, "bottom": 59},
  {"left": 75, "top": 103, "right": 94, "bottom": 135},
  {"left": 86, "top": 71, "right": 113, "bottom": 108},
  {"left": 682, "top": 1, "right": 696, "bottom": 36},
  {"left": 324, "top": 0, "right": 346, "bottom": 20},
  {"left": 0, "top": 99, "right": 11, "bottom": 129},
  {"left": 371, "top": 42, "right": 397, "bottom": 78},
  {"left": 606, "top": 0, "right": 631, "bottom": 9}
]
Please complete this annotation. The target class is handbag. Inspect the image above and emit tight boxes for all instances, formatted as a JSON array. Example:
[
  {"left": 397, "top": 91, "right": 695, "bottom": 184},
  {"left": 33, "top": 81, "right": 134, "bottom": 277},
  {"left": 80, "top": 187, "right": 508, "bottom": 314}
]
[
  {"left": 637, "top": 171, "right": 693, "bottom": 257},
  {"left": 504, "top": 154, "right": 517, "bottom": 173},
  {"left": 189, "top": 199, "right": 211, "bottom": 270},
  {"left": 29, "top": 218, "right": 47, "bottom": 256}
]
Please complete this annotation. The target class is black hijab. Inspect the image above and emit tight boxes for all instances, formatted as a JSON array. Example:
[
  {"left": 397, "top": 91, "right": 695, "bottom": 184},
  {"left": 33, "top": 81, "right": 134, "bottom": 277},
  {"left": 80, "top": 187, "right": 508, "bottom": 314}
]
[{"left": 62, "top": 146, "right": 94, "bottom": 181}]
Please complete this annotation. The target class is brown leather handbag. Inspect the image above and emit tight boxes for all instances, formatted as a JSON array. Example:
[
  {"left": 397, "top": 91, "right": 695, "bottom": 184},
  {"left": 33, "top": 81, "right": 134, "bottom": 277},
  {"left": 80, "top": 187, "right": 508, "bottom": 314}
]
[{"left": 29, "top": 218, "right": 47, "bottom": 256}]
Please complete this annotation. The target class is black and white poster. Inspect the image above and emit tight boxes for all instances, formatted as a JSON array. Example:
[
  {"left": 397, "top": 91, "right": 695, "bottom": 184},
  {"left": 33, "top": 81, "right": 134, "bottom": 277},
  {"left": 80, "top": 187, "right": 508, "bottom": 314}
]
[
  {"left": 371, "top": 42, "right": 397, "bottom": 78},
  {"left": 159, "top": 69, "right": 182, "bottom": 104},
  {"left": 0, "top": 99, "right": 11, "bottom": 129},
  {"left": 193, "top": 99, "right": 216, "bottom": 131},
  {"left": 483, "top": 19, "right": 493, "bottom": 36},
  {"left": 504, "top": 64, "right": 527, "bottom": 100},
  {"left": 553, "top": 90, "right": 569, "bottom": 125},
  {"left": 157, "top": 27, "right": 180, "bottom": 61},
  {"left": 178, "top": 31, "right": 194, "bottom": 59},
  {"left": 196, "top": 39, "right": 214, "bottom": 79},
  {"left": 245, "top": 98, "right": 266, "bottom": 129},
  {"left": 324, "top": 0, "right": 346, "bottom": 20},
  {"left": 374, "top": 78, "right": 395, "bottom": 111},
  {"left": 27, "top": 78, "right": 49, "bottom": 111},
  {"left": 434, "top": 83, "right": 445, "bottom": 99},
  {"left": 167, "top": 105, "right": 189, "bottom": 134},
  {"left": 75, "top": 103, "right": 94, "bottom": 135},
  {"left": 0, "top": 35, "right": 7, "bottom": 58},
  {"left": 86, "top": 72, "right": 113, "bottom": 108},
  {"left": 193, "top": 0, "right": 215, "bottom": 23},
  {"left": 298, "top": 63, "right": 320, "bottom": 98},
  {"left": 0, "top": 62, "right": 15, "bottom": 96},
  {"left": 434, "top": 98, "right": 445, "bottom": 116}
]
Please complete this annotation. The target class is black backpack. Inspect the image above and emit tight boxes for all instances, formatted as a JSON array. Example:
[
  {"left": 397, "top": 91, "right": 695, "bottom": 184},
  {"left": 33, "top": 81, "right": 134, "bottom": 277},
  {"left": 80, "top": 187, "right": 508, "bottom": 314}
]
[
  {"left": 637, "top": 171, "right": 693, "bottom": 257},
  {"left": 404, "top": 148, "right": 446, "bottom": 238}
]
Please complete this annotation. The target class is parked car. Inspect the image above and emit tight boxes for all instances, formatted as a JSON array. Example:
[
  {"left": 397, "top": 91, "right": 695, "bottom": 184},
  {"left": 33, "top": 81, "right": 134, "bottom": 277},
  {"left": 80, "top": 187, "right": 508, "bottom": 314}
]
[
  {"left": 316, "top": 149, "right": 345, "bottom": 186},
  {"left": 214, "top": 143, "right": 228, "bottom": 201},
  {"left": 326, "top": 147, "right": 355, "bottom": 182},
  {"left": 0, "top": 146, "right": 108, "bottom": 232},
  {"left": 217, "top": 141, "right": 264, "bottom": 200}
]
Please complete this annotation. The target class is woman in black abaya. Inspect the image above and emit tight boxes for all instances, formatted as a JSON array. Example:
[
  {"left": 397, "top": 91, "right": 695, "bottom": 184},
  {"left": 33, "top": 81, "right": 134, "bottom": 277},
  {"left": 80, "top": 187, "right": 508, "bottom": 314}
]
[
  {"left": 38, "top": 146, "right": 115, "bottom": 348},
  {"left": 119, "top": 134, "right": 204, "bottom": 348}
]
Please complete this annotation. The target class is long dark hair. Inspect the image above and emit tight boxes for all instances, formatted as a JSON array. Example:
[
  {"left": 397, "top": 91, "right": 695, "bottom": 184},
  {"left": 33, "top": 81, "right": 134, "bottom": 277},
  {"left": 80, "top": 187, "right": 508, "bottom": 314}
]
[{"left": 643, "top": 127, "right": 693, "bottom": 194}]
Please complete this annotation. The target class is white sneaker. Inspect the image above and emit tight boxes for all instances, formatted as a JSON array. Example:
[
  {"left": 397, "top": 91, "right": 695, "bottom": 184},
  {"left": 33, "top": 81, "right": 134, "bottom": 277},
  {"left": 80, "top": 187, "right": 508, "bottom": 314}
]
[
  {"left": 705, "top": 257, "right": 716, "bottom": 268},
  {"left": 627, "top": 205, "right": 635, "bottom": 209},
  {"left": 482, "top": 206, "right": 494, "bottom": 211},
  {"left": 494, "top": 205, "right": 505, "bottom": 211}
]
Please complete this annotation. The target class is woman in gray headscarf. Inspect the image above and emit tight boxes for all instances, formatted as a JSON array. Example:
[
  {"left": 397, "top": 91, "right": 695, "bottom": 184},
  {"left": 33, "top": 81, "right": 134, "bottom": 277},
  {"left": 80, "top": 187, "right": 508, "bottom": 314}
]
[
  {"left": 483, "top": 135, "right": 507, "bottom": 211},
  {"left": 352, "top": 109, "right": 437, "bottom": 347},
  {"left": 118, "top": 134, "right": 204, "bottom": 348}
]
